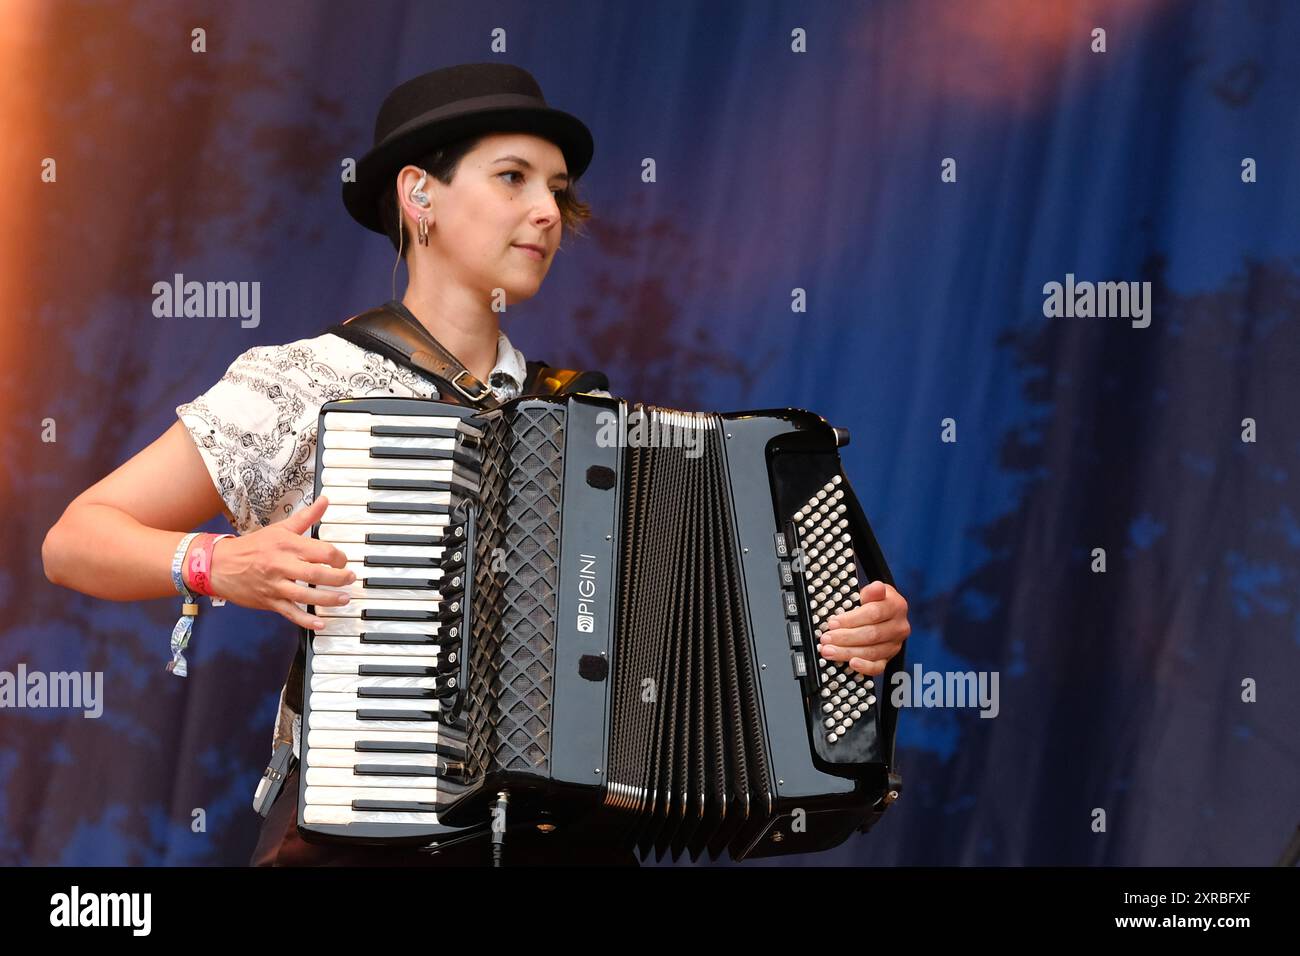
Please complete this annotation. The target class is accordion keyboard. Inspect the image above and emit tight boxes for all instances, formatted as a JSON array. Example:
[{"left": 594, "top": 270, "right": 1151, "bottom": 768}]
[
  {"left": 299, "top": 407, "right": 480, "bottom": 833},
  {"left": 792, "top": 475, "right": 877, "bottom": 746}
]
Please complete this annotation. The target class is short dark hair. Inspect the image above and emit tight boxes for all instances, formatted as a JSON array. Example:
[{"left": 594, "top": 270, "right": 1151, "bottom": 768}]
[{"left": 378, "top": 134, "right": 593, "bottom": 257}]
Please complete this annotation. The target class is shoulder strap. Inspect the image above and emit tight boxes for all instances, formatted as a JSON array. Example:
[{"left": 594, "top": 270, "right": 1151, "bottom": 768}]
[
  {"left": 325, "top": 302, "right": 609, "bottom": 405},
  {"left": 326, "top": 302, "right": 498, "bottom": 408}
]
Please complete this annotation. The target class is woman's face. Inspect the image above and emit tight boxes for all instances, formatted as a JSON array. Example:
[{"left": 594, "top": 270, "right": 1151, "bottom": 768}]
[{"left": 417, "top": 132, "right": 569, "bottom": 306}]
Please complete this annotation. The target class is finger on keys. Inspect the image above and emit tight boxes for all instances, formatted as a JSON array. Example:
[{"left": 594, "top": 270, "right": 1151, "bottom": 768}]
[
  {"left": 821, "top": 580, "right": 890, "bottom": 635},
  {"left": 285, "top": 495, "right": 329, "bottom": 534}
]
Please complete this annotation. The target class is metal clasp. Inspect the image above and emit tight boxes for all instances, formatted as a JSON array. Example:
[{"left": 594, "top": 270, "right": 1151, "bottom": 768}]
[{"left": 450, "top": 369, "right": 491, "bottom": 403}]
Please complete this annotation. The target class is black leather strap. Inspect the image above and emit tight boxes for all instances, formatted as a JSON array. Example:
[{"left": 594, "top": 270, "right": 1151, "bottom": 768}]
[{"left": 326, "top": 300, "right": 500, "bottom": 408}]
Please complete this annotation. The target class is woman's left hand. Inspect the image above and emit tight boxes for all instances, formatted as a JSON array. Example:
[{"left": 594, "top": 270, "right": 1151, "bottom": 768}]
[{"left": 817, "top": 580, "right": 910, "bottom": 677}]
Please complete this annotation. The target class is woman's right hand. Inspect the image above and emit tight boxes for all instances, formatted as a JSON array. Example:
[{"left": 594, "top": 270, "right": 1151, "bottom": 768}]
[{"left": 208, "top": 495, "right": 354, "bottom": 631}]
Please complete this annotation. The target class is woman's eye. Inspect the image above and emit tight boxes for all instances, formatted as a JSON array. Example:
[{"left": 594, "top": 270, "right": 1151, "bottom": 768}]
[{"left": 501, "top": 171, "right": 563, "bottom": 199}]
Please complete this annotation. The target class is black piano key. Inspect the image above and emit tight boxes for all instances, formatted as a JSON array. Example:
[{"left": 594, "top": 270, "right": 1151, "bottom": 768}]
[
  {"left": 363, "top": 576, "right": 439, "bottom": 589},
  {"left": 357, "top": 664, "right": 437, "bottom": 677},
  {"left": 357, "top": 686, "right": 438, "bottom": 699},
  {"left": 356, "top": 708, "right": 437, "bottom": 721},
  {"left": 364, "top": 555, "right": 440, "bottom": 567},
  {"left": 361, "top": 609, "right": 438, "bottom": 623},
  {"left": 369, "top": 446, "right": 454, "bottom": 460},
  {"left": 367, "top": 478, "right": 453, "bottom": 492},
  {"left": 360, "top": 631, "right": 438, "bottom": 645},
  {"left": 365, "top": 532, "right": 443, "bottom": 546},
  {"left": 354, "top": 740, "right": 464, "bottom": 756},
  {"left": 369, "top": 425, "right": 458, "bottom": 438},
  {"left": 352, "top": 799, "right": 440, "bottom": 812},
  {"left": 354, "top": 763, "right": 441, "bottom": 777},
  {"left": 367, "top": 501, "right": 451, "bottom": 515}
]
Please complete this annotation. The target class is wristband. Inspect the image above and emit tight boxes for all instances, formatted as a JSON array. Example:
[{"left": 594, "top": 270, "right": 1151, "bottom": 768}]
[
  {"left": 168, "top": 532, "right": 234, "bottom": 677},
  {"left": 185, "top": 533, "right": 234, "bottom": 598},
  {"left": 168, "top": 532, "right": 202, "bottom": 678}
]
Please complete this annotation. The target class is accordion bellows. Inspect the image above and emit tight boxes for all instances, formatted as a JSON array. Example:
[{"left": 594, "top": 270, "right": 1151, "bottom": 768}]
[{"left": 298, "top": 394, "right": 903, "bottom": 862}]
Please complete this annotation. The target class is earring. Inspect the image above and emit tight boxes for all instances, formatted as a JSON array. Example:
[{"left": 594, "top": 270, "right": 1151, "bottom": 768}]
[{"left": 417, "top": 215, "right": 429, "bottom": 246}]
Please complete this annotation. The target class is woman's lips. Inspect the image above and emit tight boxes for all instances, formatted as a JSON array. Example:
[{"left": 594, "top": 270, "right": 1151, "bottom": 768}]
[{"left": 513, "top": 244, "right": 543, "bottom": 261}]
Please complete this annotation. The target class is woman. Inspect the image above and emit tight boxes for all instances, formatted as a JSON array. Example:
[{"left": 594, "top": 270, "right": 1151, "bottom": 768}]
[{"left": 42, "top": 64, "right": 912, "bottom": 866}]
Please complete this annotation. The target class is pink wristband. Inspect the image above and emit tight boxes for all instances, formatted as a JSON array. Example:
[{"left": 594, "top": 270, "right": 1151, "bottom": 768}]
[{"left": 184, "top": 533, "right": 233, "bottom": 597}]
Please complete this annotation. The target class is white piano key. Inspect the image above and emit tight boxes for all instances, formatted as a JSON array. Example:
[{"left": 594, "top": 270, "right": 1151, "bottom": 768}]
[
  {"left": 333, "top": 542, "right": 448, "bottom": 562},
  {"left": 309, "top": 655, "right": 439, "bottom": 674},
  {"left": 310, "top": 674, "right": 440, "bottom": 693},
  {"left": 321, "top": 431, "right": 457, "bottom": 455},
  {"left": 336, "top": 564, "right": 447, "bottom": 581},
  {"left": 307, "top": 729, "right": 444, "bottom": 749},
  {"left": 305, "top": 768, "right": 440, "bottom": 790},
  {"left": 311, "top": 630, "right": 445, "bottom": 651},
  {"left": 315, "top": 609, "right": 447, "bottom": 628},
  {"left": 322, "top": 411, "right": 469, "bottom": 431},
  {"left": 322, "top": 431, "right": 456, "bottom": 452},
  {"left": 307, "top": 714, "right": 447, "bottom": 734},
  {"left": 320, "top": 504, "right": 455, "bottom": 524},
  {"left": 320, "top": 466, "right": 459, "bottom": 487},
  {"left": 310, "top": 691, "right": 442, "bottom": 713},
  {"left": 304, "top": 748, "right": 439, "bottom": 769},
  {"left": 318, "top": 520, "right": 452, "bottom": 541},
  {"left": 315, "top": 582, "right": 445, "bottom": 602},
  {"left": 322, "top": 449, "right": 466, "bottom": 469},
  {"left": 317, "top": 597, "right": 446, "bottom": 619},
  {"left": 302, "top": 806, "right": 440, "bottom": 826},
  {"left": 305, "top": 785, "right": 439, "bottom": 805}
]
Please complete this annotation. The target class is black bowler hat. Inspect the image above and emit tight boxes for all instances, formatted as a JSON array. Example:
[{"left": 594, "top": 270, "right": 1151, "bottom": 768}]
[{"left": 342, "top": 62, "right": 595, "bottom": 234}]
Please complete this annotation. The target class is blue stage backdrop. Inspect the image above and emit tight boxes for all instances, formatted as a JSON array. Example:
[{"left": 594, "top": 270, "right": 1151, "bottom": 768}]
[{"left": 3, "top": 0, "right": 1298, "bottom": 865}]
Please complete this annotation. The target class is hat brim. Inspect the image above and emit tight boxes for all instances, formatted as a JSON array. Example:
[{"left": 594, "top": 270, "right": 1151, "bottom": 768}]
[{"left": 342, "top": 106, "right": 594, "bottom": 235}]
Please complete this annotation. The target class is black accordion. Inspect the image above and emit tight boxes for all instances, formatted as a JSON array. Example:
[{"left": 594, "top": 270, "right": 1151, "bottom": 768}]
[{"left": 297, "top": 393, "right": 903, "bottom": 862}]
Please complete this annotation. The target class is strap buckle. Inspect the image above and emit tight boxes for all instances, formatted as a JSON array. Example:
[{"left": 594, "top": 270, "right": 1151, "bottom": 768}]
[{"left": 450, "top": 369, "right": 492, "bottom": 404}]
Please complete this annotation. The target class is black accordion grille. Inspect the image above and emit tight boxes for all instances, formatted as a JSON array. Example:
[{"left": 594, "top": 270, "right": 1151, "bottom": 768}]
[
  {"left": 465, "top": 405, "right": 564, "bottom": 776},
  {"left": 605, "top": 408, "right": 773, "bottom": 859}
]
